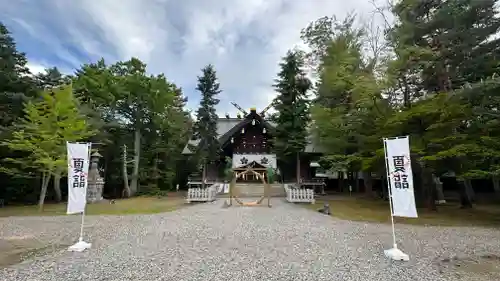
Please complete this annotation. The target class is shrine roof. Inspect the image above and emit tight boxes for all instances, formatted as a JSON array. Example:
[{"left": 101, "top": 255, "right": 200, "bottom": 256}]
[
  {"left": 182, "top": 117, "right": 272, "bottom": 154},
  {"left": 181, "top": 116, "right": 322, "bottom": 154}
]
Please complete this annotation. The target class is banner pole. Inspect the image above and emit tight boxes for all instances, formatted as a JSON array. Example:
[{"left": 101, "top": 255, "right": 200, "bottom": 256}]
[
  {"left": 78, "top": 210, "right": 86, "bottom": 242},
  {"left": 383, "top": 138, "right": 397, "bottom": 249},
  {"left": 383, "top": 136, "right": 411, "bottom": 261},
  {"left": 67, "top": 142, "right": 92, "bottom": 252},
  {"left": 80, "top": 142, "right": 92, "bottom": 242}
]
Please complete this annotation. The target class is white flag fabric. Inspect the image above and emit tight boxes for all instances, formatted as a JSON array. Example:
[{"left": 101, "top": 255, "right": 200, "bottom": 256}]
[
  {"left": 67, "top": 142, "right": 91, "bottom": 214},
  {"left": 384, "top": 137, "right": 418, "bottom": 218}
]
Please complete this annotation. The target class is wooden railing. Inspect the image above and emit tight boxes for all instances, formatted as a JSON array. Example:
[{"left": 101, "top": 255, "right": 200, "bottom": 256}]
[
  {"left": 284, "top": 184, "right": 315, "bottom": 204},
  {"left": 186, "top": 184, "right": 218, "bottom": 203}
]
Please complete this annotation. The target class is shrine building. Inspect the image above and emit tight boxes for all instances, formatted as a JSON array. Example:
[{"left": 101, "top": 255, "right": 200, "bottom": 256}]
[{"left": 182, "top": 106, "right": 324, "bottom": 184}]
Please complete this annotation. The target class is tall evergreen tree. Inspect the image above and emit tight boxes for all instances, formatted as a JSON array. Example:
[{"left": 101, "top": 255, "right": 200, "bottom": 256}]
[
  {"left": 0, "top": 22, "right": 38, "bottom": 204},
  {"left": 387, "top": 0, "right": 500, "bottom": 208},
  {"left": 193, "top": 64, "right": 221, "bottom": 185},
  {"left": 306, "top": 19, "right": 384, "bottom": 194},
  {"left": 0, "top": 22, "right": 35, "bottom": 136},
  {"left": 273, "top": 50, "right": 311, "bottom": 183},
  {"left": 389, "top": 0, "right": 500, "bottom": 94},
  {"left": 34, "top": 67, "right": 69, "bottom": 90}
]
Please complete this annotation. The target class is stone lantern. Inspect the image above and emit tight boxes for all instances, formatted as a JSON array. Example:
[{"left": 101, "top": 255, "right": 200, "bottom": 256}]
[{"left": 87, "top": 151, "right": 105, "bottom": 203}]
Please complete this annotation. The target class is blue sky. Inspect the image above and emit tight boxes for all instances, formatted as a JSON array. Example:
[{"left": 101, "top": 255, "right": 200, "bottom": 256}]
[{"left": 1, "top": 0, "right": 386, "bottom": 116}]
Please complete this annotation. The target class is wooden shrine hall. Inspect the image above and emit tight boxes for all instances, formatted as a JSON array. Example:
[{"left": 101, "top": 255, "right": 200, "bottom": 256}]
[{"left": 182, "top": 102, "right": 325, "bottom": 187}]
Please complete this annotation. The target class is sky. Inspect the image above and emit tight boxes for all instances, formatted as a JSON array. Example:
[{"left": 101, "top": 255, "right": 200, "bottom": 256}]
[{"left": 1, "top": 0, "right": 388, "bottom": 116}]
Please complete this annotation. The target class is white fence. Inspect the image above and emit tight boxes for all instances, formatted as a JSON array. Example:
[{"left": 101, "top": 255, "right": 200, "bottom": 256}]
[
  {"left": 284, "top": 184, "right": 315, "bottom": 204},
  {"left": 186, "top": 185, "right": 218, "bottom": 203}
]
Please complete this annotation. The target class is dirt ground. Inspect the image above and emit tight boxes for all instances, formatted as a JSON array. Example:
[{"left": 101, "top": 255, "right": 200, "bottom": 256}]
[
  {"left": 436, "top": 254, "right": 500, "bottom": 278},
  {"left": 0, "top": 235, "right": 67, "bottom": 268}
]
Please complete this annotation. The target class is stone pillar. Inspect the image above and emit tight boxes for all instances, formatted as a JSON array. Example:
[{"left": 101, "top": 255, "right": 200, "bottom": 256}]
[{"left": 87, "top": 151, "right": 105, "bottom": 203}]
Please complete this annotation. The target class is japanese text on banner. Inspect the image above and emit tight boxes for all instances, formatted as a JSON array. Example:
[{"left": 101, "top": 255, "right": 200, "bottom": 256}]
[
  {"left": 385, "top": 137, "right": 418, "bottom": 218},
  {"left": 67, "top": 143, "right": 91, "bottom": 214},
  {"left": 392, "top": 156, "right": 410, "bottom": 189}
]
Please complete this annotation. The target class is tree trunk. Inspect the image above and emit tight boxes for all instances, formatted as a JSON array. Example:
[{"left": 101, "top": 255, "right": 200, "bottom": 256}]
[
  {"left": 152, "top": 154, "right": 159, "bottom": 188},
  {"left": 53, "top": 169, "right": 62, "bottom": 202},
  {"left": 38, "top": 172, "right": 51, "bottom": 211},
  {"left": 129, "top": 129, "right": 141, "bottom": 195},
  {"left": 202, "top": 161, "right": 206, "bottom": 189},
  {"left": 493, "top": 176, "right": 500, "bottom": 200},
  {"left": 362, "top": 171, "right": 373, "bottom": 196},
  {"left": 465, "top": 179, "right": 475, "bottom": 203},
  {"left": 420, "top": 166, "right": 437, "bottom": 211},
  {"left": 410, "top": 158, "right": 425, "bottom": 207},
  {"left": 381, "top": 175, "right": 389, "bottom": 200},
  {"left": 122, "top": 144, "right": 131, "bottom": 198},
  {"left": 337, "top": 171, "right": 343, "bottom": 192},
  {"left": 458, "top": 178, "right": 473, "bottom": 208},
  {"left": 354, "top": 172, "right": 360, "bottom": 193},
  {"left": 296, "top": 152, "right": 300, "bottom": 186}
]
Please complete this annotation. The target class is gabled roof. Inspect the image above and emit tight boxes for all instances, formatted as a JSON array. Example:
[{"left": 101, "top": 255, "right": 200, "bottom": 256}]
[
  {"left": 218, "top": 112, "right": 275, "bottom": 148},
  {"left": 182, "top": 118, "right": 242, "bottom": 154},
  {"left": 182, "top": 114, "right": 323, "bottom": 154}
]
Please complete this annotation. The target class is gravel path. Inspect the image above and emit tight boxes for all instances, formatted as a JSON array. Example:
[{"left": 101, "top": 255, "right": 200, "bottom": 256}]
[{"left": 1, "top": 199, "right": 500, "bottom": 281}]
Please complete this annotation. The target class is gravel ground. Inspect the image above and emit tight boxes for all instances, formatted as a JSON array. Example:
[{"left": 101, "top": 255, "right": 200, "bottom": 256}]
[{"left": 1, "top": 199, "right": 500, "bottom": 281}]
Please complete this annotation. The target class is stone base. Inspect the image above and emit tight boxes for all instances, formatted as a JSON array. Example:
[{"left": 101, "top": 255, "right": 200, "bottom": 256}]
[{"left": 384, "top": 246, "right": 409, "bottom": 261}]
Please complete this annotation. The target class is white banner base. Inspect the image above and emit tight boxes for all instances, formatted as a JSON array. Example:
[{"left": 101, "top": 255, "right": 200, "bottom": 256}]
[
  {"left": 384, "top": 246, "right": 409, "bottom": 262},
  {"left": 68, "top": 239, "right": 92, "bottom": 252}
]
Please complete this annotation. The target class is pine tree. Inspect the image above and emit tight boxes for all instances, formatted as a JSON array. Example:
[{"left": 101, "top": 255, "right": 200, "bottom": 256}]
[
  {"left": 34, "top": 67, "right": 68, "bottom": 90},
  {"left": 194, "top": 64, "right": 221, "bottom": 185},
  {"left": 0, "top": 22, "right": 35, "bottom": 135},
  {"left": 273, "top": 50, "right": 311, "bottom": 183},
  {"left": 388, "top": 0, "right": 500, "bottom": 208},
  {"left": 389, "top": 0, "right": 500, "bottom": 93}
]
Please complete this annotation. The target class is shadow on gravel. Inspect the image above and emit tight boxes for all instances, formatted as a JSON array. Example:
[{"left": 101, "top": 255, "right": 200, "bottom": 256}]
[
  {"left": 436, "top": 254, "right": 500, "bottom": 275},
  {"left": 0, "top": 236, "right": 68, "bottom": 268}
]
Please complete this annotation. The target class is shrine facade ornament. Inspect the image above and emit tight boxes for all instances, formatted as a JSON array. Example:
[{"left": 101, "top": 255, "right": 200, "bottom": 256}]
[{"left": 232, "top": 154, "right": 277, "bottom": 169}]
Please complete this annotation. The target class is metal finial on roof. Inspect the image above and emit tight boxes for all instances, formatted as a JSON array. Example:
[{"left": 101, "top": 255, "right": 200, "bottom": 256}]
[{"left": 231, "top": 102, "right": 248, "bottom": 115}]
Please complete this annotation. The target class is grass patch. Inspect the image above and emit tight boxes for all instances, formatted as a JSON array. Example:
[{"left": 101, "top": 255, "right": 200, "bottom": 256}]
[
  {"left": 304, "top": 196, "right": 500, "bottom": 227},
  {"left": 0, "top": 196, "right": 188, "bottom": 217}
]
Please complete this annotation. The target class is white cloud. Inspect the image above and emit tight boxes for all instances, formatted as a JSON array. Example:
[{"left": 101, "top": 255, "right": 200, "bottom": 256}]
[
  {"left": 1, "top": 0, "right": 390, "bottom": 116},
  {"left": 26, "top": 62, "right": 46, "bottom": 75}
]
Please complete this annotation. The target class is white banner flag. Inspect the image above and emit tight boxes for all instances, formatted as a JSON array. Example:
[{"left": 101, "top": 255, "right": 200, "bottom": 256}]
[
  {"left": 67, "top": 142, "right": 91, "bottom": 214},
  {"left": 384, "top": 137, "right": 418, "bottom": 218}
]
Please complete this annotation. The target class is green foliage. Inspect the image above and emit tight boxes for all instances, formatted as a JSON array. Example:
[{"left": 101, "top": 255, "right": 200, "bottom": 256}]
[
  {"left": 193, "top": 64, "right": 221, "bottom": 163},
  {"left": 273, "top": 50, "right": 311, "bottom": 159},
  {"left": 303, "top": 0, "right": 500, "bottom": 209},
  {"left": 308, "top": 18, "right": 386, "bottom": 173},
  {"left": 2, "top": 84, "right": 96, "bottom": 175},
  {"left": 34, "top": 67, "right": 70, "bottom": 90},
  {"left": 0, "top": 22, "right": 36, "bottom": 137},
  {"left": 1, "top": 2, "right": 500, "bottom": 210},
  {"left": 73, "top": 58, "right": 190, "bottom": 193},
  {"left": 0, "top": 23, "right": 191, "bottom": 203}
]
